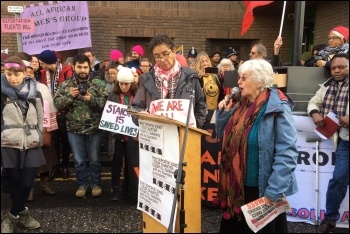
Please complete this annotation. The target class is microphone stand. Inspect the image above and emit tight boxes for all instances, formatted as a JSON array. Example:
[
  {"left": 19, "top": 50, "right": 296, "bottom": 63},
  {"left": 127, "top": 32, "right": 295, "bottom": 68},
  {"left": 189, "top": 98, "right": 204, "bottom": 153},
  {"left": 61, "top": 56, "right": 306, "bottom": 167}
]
[{"left": 167, "top": 91, "right": 195, "bottom": 233}]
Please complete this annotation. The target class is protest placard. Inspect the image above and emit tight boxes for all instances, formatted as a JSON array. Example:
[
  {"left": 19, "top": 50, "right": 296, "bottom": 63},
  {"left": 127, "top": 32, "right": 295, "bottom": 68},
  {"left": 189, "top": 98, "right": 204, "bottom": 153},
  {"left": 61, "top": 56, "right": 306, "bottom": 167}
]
[
  {"left": 43, "top": 100, "right": 49, "bottom": 128},
  {"left": 99, "top": 100, "right": 138, "bottom": 137},
  {"left": 149, "top": 99, "right": 196, "bottom": 128},
  {"left": 20, "top": 1, "right": 91, "bottom": 54}
]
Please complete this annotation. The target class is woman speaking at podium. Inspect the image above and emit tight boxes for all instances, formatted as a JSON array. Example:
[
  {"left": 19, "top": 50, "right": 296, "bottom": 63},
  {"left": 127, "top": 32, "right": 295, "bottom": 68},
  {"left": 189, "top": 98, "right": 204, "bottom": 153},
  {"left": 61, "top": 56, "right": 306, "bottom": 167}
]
[{"left": 131, "top": 34, "right": 206, "bottom": 129}]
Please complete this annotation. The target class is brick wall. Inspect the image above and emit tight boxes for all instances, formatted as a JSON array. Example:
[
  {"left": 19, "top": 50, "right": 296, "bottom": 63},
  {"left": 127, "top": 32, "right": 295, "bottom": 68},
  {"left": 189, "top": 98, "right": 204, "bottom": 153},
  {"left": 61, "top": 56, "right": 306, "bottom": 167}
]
[
  {"left": 314, "top": 1, "right": 349, "bottom": 46},
  {"left": 1, "top": 1, "right": 348, "bottom": 65}
]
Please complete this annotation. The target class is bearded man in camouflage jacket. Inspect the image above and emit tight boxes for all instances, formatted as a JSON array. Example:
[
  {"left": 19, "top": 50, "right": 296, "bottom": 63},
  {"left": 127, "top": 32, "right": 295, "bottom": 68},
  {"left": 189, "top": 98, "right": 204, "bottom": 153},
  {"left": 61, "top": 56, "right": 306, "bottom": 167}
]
[{"left": 54, "top": 54, "right": 108, "bottom": 198}]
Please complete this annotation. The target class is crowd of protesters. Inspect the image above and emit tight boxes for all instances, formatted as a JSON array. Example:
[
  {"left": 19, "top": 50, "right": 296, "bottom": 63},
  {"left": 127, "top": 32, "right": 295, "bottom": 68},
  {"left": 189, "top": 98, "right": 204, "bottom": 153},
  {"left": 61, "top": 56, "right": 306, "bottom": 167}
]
[{"left": 1, "top": 25, "right": 349, "bottom": 233}]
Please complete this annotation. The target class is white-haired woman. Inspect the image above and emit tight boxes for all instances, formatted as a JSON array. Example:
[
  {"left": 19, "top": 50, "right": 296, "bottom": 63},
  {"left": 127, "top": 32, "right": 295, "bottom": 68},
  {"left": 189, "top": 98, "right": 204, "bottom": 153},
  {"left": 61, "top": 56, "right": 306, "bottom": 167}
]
[
  {"left": 215, "top": 59, "right": 299, "bottom": 233},
  {"left": 217, "top": 58, "right": 235, "bottom": 96}
]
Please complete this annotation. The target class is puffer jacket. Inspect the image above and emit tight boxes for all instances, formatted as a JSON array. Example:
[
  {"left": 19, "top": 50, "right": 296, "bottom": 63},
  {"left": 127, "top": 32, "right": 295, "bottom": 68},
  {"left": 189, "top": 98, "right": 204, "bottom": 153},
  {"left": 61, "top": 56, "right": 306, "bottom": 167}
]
[
  {"left": 215, "top": 88, "right": 299, "bottom": 202},
  {"left": 1, "top": 92, "right": 44, "bottom": 150},
  {"left": 131, "top": 67, "right": 206, "bottom": 129},
  {"left": 54, "top": 76, "right": 108, "bottom": 134}
]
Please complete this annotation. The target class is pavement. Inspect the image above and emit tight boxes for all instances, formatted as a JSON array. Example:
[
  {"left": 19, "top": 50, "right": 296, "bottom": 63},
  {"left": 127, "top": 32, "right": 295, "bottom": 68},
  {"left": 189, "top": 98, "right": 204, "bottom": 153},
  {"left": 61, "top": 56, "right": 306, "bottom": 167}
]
[{"left": 1, "top": 153, "right": 349, "bottom": 233}]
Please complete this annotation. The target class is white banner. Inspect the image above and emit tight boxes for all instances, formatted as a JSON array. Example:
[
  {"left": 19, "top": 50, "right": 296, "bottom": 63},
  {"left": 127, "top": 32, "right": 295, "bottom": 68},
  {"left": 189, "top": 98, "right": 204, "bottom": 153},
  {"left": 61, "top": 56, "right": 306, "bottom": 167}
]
[{"left": 286, "top": 115, "right": 349, "bottom": 228}]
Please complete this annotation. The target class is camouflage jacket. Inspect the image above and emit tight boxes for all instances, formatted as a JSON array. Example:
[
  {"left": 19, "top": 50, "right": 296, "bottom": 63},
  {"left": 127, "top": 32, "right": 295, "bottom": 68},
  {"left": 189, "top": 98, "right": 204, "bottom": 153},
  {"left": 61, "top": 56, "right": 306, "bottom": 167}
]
[{"left": 54, "top": 77, "right": 108, "bottom": 134}]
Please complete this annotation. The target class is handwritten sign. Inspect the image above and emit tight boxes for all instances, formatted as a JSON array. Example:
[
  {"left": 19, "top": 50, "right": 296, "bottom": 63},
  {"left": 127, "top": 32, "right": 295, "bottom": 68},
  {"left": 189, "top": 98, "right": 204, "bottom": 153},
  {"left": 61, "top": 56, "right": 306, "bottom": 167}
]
[
  {"left": 149, "top": 99, "right": 196, "bottom": 127},
  {"left": 43, "top": 100, "right": 50, "bottom": 127},
  {"left": 1, "top": 18, "right": 35, "bottom": 33},
  {"left": 99, "top": 100, "right": 139, "bottom": 137}
]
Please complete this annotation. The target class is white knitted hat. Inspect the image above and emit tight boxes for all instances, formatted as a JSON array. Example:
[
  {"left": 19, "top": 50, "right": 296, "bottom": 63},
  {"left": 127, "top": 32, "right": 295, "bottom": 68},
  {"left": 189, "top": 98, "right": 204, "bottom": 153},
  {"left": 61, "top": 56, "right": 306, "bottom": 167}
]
[{"left": 117, "top": 65, "right": 135, "bottom": 83}]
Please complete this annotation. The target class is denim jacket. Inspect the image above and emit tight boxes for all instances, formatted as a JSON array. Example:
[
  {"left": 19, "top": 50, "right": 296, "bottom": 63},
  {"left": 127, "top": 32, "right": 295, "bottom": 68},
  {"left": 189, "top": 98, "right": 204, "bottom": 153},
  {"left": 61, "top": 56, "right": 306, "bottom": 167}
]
[{"left": 215, "top": 88, "right": 299, "bottom": 201}]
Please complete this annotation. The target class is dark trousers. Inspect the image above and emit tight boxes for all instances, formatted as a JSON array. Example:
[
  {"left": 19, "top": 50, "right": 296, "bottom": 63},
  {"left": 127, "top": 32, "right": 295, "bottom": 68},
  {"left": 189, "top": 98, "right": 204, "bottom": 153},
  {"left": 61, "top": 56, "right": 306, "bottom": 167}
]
[
  {"left": 53, "top": 112, "right": 71, "bottom": 168},
  {"left": 111, "top": 140, "right": 129, "bottom": 191},
  {"left": 126, "top": 137, "right": 140, "bottom": 202},
  {"left": 6, "top": 167, "right": 37, "bottom": 216},
  {"left": 219, "top": 186, "right": 288, "bottom": 233}
]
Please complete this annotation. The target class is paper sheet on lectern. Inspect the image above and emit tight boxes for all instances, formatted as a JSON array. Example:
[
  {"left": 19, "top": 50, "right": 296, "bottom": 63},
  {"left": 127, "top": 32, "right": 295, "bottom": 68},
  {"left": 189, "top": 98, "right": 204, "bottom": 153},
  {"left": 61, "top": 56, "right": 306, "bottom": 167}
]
[{"left": 137, "top": 119, "right": 180, "bottom": 229}]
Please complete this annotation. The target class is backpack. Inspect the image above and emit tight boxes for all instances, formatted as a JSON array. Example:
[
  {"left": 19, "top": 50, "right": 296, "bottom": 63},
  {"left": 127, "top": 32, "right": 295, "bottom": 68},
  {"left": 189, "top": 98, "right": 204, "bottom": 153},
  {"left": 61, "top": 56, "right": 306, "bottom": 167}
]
[
  {"left": 1, "top": 91, "right": 41, "bottom": 130},
  {"left": 1, "top": 91, "right": 37, "bottom": 114}
]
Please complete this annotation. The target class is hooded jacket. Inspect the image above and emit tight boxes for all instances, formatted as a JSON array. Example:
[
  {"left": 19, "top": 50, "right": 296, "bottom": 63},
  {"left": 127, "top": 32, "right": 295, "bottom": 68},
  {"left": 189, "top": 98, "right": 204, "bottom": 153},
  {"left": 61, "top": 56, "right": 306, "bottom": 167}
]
[{"left": 1, "top": 75, "right": 44, "bottom": 149}]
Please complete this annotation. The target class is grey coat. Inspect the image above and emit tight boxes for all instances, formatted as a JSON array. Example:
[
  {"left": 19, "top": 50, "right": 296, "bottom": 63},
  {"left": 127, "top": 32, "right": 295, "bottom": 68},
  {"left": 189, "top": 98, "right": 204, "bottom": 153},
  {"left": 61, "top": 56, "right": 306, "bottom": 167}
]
[
  {"left": 1, "top": 93, "right": 44, "bottom": 150},
  {"left": 131, "top": 67, "right": 206, "bottom": 129}
]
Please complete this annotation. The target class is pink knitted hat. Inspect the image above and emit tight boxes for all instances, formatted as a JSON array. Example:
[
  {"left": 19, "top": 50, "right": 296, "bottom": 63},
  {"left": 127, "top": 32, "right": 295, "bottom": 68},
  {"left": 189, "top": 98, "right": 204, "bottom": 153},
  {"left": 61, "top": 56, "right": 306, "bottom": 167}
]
[
  {"left": 131, "top": 45, "right": 144, "bottom": 57},
  {"left": 110, "top": 49, "right": 124, "bottom": 61}
]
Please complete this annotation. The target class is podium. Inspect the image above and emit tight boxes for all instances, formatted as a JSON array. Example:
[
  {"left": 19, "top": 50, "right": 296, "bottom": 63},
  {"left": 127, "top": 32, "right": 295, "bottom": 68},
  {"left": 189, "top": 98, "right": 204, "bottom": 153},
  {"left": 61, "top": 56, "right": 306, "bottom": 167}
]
[{"left": 129, "top": 112, "right": 210, "bottom": 233}]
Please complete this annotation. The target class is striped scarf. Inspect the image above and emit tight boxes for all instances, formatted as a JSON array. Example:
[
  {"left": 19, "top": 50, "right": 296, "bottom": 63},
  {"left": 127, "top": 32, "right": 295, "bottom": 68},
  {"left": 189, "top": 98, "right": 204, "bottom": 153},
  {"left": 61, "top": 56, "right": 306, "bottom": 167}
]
[
  {"left": 154, "top": 59, "right": 181, "bottom": 99},
  {"left": 218, "top": 89, "right": 269, "bottom": 220},
  {"left": 321, "top": 76, "right": 349, "bottom": 118},
  {"left": 45, "top": 62, "right": 61, "bottom": 96}
]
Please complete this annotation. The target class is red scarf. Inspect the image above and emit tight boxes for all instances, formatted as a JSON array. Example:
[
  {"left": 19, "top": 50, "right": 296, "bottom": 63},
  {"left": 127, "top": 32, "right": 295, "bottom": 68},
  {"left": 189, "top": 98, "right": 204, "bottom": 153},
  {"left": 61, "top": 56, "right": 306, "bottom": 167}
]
[
  {"left": 119, "top": 90, "right": 134, "bottom": 105},
  {"left": 219, "top": 89, "right": 269, "bottom": 220}
]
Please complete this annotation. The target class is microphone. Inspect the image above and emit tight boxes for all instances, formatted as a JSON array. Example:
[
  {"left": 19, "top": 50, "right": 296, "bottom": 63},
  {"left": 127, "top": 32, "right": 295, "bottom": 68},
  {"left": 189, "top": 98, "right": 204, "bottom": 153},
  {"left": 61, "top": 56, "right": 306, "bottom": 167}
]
[{"left": 225, "top": 87, "right": 240, "bottom": 105}]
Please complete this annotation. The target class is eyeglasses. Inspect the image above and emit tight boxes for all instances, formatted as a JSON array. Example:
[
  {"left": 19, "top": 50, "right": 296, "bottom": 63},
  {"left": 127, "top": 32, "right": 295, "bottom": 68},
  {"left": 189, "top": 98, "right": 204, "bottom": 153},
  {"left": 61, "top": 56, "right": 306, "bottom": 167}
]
[
  {"left": 153, "top": 50, "right": 173, "bottom": 61},
  {"left": 222, "top": 64, "right": 231, "bottom": 67},
  {"left": 250, "top": 51, "right": 258, "bottom": 55},
  {"left": 331, "top": 65, "right": 347, "bottom": 70},
  {"left": 327, "top": 36, "right": 341, "bottom": 41},
  {"left": 239, "top": 75, "right": 253, "bottom": 81}
]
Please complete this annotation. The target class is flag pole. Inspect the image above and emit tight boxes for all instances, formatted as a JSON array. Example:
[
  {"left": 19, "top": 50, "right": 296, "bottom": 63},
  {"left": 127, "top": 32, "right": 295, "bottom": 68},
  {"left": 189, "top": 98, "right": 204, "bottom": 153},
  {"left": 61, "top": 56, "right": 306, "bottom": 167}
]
[{"left": 278, "top": 1, "right": 287, "bottom": 37}]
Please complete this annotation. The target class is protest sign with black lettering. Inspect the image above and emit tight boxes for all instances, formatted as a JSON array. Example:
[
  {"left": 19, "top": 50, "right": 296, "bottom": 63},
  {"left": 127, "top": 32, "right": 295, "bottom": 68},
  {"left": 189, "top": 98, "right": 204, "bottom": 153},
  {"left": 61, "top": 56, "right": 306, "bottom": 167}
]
[{"left": 99, "top": 100, "right": 138, "bottom": 137}]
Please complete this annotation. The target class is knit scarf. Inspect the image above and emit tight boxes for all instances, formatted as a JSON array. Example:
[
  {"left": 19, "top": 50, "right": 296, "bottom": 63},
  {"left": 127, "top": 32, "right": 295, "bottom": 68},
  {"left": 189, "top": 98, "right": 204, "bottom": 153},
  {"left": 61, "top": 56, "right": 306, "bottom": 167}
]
[
  {"left": 321, "top": 76, "right": 349, "bottom": 118},
  {"left": 318, "top": 43, "right": 349, "bottom": 59},
  {"left": 119, "top": 90, "right": 134, "bottom": 105},
  {"left": 218, "top": 89, "right": 269, "bottom": 220},
  {"left": 46, "top": 62, "right": 61, "bottom": 95},
  {"left": 154, "top": 59, "right": 181, "bottom": 99},
  {"left": 1, "top": 74, "right": 38, "bottom": 112},
  {"left": 120, "top": 90, "right": 134, "bottom": 142}
]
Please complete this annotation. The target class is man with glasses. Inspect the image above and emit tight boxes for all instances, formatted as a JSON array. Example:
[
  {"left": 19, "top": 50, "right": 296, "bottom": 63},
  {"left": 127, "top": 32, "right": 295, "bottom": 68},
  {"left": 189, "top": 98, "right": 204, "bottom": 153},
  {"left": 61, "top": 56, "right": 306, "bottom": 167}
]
[
  {"left": 249, "top": 36, "right": 283, "bottom": 67},
  {"left": 132, "top": 34, "right": 206, "bottom": 129}
]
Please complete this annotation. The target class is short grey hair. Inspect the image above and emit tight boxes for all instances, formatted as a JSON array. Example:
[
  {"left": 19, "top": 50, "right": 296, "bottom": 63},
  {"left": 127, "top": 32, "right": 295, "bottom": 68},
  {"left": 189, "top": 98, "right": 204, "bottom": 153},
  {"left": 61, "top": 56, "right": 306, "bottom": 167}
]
[
  {"left": 65, "top": 57, "right": 74, "bottom": 65},
  {"left": 217, "top": 58, "right": 234, "bottom": 71},
  {"left": 253, "top": 44, "right": 267, "bottom": 58},
  {"left": 238, "top": 59, "right": 273, "bottom": 90}
]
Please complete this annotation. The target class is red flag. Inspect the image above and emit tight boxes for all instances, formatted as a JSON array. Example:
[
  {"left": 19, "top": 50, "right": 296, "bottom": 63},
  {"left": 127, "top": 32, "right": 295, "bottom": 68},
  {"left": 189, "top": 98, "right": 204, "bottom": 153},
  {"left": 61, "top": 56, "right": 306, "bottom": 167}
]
[{"left": 241, "top": 1, "right": 273, "bottom": 36}]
